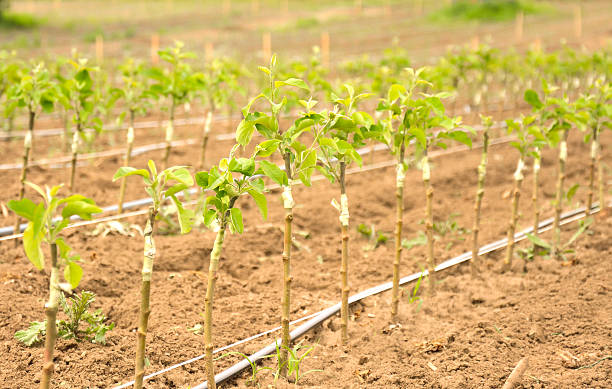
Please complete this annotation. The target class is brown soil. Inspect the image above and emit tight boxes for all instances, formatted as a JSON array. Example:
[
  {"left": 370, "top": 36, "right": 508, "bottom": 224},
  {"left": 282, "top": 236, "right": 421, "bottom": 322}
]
[{"left": 0, "top": 120, "right": 610, "bottom": 389}]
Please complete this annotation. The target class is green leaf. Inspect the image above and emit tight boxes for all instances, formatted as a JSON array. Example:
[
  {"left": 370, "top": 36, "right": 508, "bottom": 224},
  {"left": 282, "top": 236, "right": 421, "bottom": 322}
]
[
  {"left": 255, "top": 139, "right": 281, "bottom": 157},
  {"left": 524, "top": 90, "right": 543, "bottom": 109},
  {"left": 195, "top": 171, "right": 210, "bottom": 188},
  {"left": 61, "top": 201, "right": 102, "bottom": 220},
  {"left": 170, "top": 195, "right": 194, "bottom": 234},
  {"left": 64, "top": 262, "right": 83, "bottom": 289},
  {"left": 275, "top": 78, "right": 309, "bottom": 91},
  {"left": 526, "top": 233, "right": 551, "bottom": 249},
  {"left": 165, "top": 183, "right": 188, "bottom": 198},
  {"left": 23, "top": 222, "right": 44, "bottom": 269},
  {"left": 15, "top": 321, "right": 46, "bottom": 346},
  {"left": 229, "top": 158, "right": 256, "bottom": 176},
  {"left": 259, "top": 160, "right": 288, "bottom": 186},
  {"left": 112, "top": 167, "right": 150, "bottom": 182},
  {"left": 166, "top": 168, "right": 193, "bottom": 186},
  {"left": 565, "top": 184, "right": 579, "bottom": 202},
  {"left": 445, "top": 130, "right": 472, "bottom": 147},
  {"left": 7, "top": 198, "right": 37, "bottom": 221},
  {"left": 236, "top": 119, "right": 256, "bottom": 146},
  {"left": 247, "top": 189, "right": 267, "bottom": 219},
  {"left": 387, "top": 84, "right": 406, "bottom": 102},
  {"left": 230, "top": 208, "right": 243, "bottom": 234}
]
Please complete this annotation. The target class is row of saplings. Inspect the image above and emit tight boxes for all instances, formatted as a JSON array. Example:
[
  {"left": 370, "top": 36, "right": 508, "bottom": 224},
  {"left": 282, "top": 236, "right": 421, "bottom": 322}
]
[{"left": 9, "top": 59, "right": 610, "bottom": 388}]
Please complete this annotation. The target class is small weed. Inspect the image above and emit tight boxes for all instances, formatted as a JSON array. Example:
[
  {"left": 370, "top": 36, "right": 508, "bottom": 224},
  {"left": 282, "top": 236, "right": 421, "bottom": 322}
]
[
  {"left": 15, "top": 291, "right": 115, "bottom": 346},
  {"left": 357, "top": 223, "right": 388, "bottom": 250}
]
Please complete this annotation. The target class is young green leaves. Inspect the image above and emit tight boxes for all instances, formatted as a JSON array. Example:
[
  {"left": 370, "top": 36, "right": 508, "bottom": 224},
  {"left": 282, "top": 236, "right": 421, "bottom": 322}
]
[
  {"left": 113, "top": 160, "right": 194, "bottom": 232},
  {"left": 8, "top": 183, "right": 101, "bottom": 285}
]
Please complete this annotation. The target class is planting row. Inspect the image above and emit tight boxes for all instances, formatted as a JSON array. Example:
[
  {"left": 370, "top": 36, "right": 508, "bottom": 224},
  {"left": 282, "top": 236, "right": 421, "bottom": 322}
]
[{"left": 5, "top": 45, "right": 610, "bottom": 387}]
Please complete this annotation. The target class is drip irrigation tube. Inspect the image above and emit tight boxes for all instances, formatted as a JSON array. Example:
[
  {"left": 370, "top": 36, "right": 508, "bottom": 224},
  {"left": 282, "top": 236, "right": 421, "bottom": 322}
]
[
  {"left": 0, "top": 132, "right": 513, "bottom": 238},
  {"left": 189, "top": 202, "right": 603, "bottom": 389}
]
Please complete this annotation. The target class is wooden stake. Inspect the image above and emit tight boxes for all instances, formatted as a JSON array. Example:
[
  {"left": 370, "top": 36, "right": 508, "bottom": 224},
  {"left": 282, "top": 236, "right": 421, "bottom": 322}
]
[
  {"left": 574, "top": 4, "right": 582, "bottom": 39},
  {"left": 151, "top": 34, "right": 159, "bottom": 64},
  {"left": 515, "top": 11, "right": 524, "bottom": 42},
  {"left": 95, "top": 35, "right": 104, "bottom": 64},
  {"left": 321, "top": 31, "right": 330, "bottom": 69},
  {"left": 262, "top": 32, "right": 272, "bottom": 62},
  {"left": 502, "top": 357, "right": 529, "bottom": 389},
  {"left": 205, "top": 42, "right": 214, "bottom": 62}
]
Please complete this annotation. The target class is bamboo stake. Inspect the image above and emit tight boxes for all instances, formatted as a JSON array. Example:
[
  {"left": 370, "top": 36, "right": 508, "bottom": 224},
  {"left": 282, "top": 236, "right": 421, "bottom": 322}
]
[
  {"left": 40, "top": 243, "right": 59, "bottom": 389},
  {"left": 574, "top": 4, "right": 582, "bottom": 39},
  {"left": 532, "top": 150, "right": 541, "bottom": 235},
  {"left": 551, "top": 133, "right": 568, "bottom": 259},
  {"left": 586, "top": 131, "right": 597, "bottom": 215},
  {"left": 134, "top": 208, "right": 157, "bottom": 389},
  {"left": 321, "top": 31, "right": 330, "bottom": 70},
  {"left": 279, "top": 154, "right": 294, "bottom": 376},
  {"left": 204, "top": 222, "right": 228, "bottom": 389},
  {"left": 118, "top": 111, "right": 135, "bottom": 214},
  {"left": 151, "top": 34, "right": 159, "bottom": 64},
  {"left": 597, "top": 141, "right": 605, "bottom": 213},
  {"left": 504, "top": 158, "right": 525, "bottom": 270},
  {"left": 338, "top": 162, "right": 350, "bottom": 344},
  {"left": 471, "top": 126, "right": 489, "bottom": 277},
  {"left": 13, "top": 111, "right": 35, "bottom": 239},
  {"left": 423, "top": 154, "right": 436, "bottom": 295},
  {"left": 262, "top": 32, "right": 272, "bottom": 62},
  {"left": 69, "top": 127, "right": 80, "bottom": 192},
  {"left": 95, "top": 35, "right": 104, "bottom": 64},
  {"left": 391, "top": 146, "right": 406, "bottom": 317},
  {"left": 162, "top": 101, "right": 175, "bottom": 170},
  {"left": 199, "top": 111, "right": 213, "bottom": 170},
  {"left": 515, "top": 11, "right": 524, "bottom": 42}
]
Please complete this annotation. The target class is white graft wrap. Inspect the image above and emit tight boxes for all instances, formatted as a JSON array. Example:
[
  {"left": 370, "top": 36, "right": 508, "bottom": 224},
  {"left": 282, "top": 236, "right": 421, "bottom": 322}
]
[
  {"left": 339, "top": 194, "right": 349, "bottom": 226},
  {"left": 184, "top": 102, "right": 191, "bottom": 113},
  {"left": 591, "top": 139, "right": 598, "bottom": 159},
  {"left": 478, "top": 152, "right": 487, "bottom": 178},
  {"left": 165, "top": 122, "right": 174, "bottom": 142},
  {"left": 422, "top": 157, "right": 431, "bottom": 181},
  {"left": 396, "top": 163, "right": 406, "bottom": 188},
  {"left": 534, "top": 156, "right": 541, "bottom": 172},
  {"left": 24, "top": 131, "right": 32, "bottom": 149},
  {"left": 127, "top": 126, "right": 134, "bottom": 144},
  {"left": 142, "top": 221, "right": 155, "bottom": 282},
  {"left": 514, "top": 158, "right": 525, "bottom": 181},
  {"left": 46, "top": 266, "right": 60, "bottom": 309},
  {"left": 560, "top": 141, "right": 567, "bottom": 162},
  {"left": 204, "top": 112, "right": 212, "bottom": 134},
  {"left": 282, "top": 184, "right": 295, "bottom": 209},
  {"left": 71, "top": 131, "right": 79, "bottom": 154}
]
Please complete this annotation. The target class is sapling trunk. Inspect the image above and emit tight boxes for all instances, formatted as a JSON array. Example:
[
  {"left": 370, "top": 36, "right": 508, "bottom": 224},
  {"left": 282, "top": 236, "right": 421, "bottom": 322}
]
[
  {"left": 471, "top": 128, "right": 489, "bottom": 277},
  {"left": 199, "top": 111, "right": 213, "bottom": 170},
  {"left": 40, "top": 243, "right": 59, "bottom": 389},
  {"left": 69, "top": 124, "right": 81, "bottom": 192},
  {"left": 162, "top": 101, "right": 175, "bottom": 170},
  {"left": 503, "top": 158, "right": 524, "bottom": 270},
  {"left": 532, "top": 150, "right": 541, "bottom": 236},
  {"left": 422, "top": 154, "right": 436, "bottom": 295},
  {"left": 338, "top": 162, "right": 350, "bottom": 344},
  {"left": 391, "top": 145, "right": 405, "bottom": 318},
  {"left": 14, "top": 111, "right": 35, "bottom": 239},
  {"left": 597, "top": 142, "right": 605, "bottom": 213},
  {"left": 134, "top": 208, "right": 157, "bottom": 389},
  {"left": 551, "top": 132, "right": 568, "bottom": 259},
  {"left": 118, "top": 111, "right": 135, "bottom": 214},
  {"left": 204, "top": 220, "right": 229, "bottom": 389},
  {"left": 279, "top": 153, "right": 293, "bottom": 376},
  {"left": 586, "top": 130, "right": 597, "bottom": 215}
]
